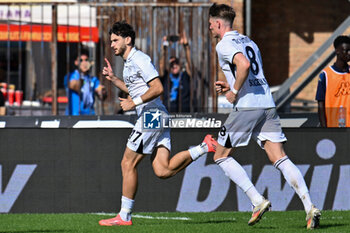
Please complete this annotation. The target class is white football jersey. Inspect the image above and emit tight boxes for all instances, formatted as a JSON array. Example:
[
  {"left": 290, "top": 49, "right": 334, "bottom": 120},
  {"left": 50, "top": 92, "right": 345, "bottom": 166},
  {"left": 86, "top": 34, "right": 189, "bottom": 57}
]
[
  {"left": 123, "top": 47, "right": 164, "bottom": 115},
  {"left": 216, "top": 31, "right": 275, "bottom": 108}
]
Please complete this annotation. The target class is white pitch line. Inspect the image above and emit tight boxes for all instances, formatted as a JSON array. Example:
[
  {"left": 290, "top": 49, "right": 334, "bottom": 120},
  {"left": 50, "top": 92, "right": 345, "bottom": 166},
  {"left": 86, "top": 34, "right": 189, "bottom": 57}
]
[
  {"left": 132, "top": 214, "right": 191, "bottom": 221},
  {"left": 92, "top": 212, "right": 118, "bottom": 216},
  {"left": 93, "top": 212, "right": 191, "bottom": 221}
]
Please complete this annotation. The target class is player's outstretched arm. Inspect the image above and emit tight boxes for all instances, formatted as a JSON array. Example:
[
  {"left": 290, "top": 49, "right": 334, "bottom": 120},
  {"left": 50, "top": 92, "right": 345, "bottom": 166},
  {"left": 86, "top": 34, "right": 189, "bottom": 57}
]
[{"left": 103, "top": 58, "right": 129, "bottom": 94}]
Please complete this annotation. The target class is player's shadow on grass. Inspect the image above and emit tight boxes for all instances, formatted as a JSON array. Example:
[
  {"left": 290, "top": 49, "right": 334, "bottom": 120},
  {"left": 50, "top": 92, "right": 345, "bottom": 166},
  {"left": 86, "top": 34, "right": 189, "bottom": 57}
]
[{"left": 313, "top": 223, "right": 347, "bottom": 229}]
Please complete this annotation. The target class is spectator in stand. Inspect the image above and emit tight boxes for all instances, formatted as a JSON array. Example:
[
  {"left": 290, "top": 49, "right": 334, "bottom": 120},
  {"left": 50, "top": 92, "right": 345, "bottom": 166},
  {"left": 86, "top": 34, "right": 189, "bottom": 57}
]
[
  {"left": 64, "top": 49, "right": 106, "bottom": 115},
  {"left": 159, "top": 32, "right": 192, "bottom": 113},
  {"left": 315, "top": 35, "right": 350, "bottom": 127}
]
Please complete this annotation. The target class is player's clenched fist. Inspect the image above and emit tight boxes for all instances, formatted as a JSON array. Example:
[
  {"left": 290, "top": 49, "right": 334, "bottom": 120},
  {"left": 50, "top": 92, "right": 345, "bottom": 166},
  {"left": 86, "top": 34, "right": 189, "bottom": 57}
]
[
  {"left": 215, "top": 81, "right": 236, "bottom": 104},
  {"left": 215, "top": 81, "right": 230, "bottom": 94},
  {"left": 119, "top": 96, "right": 136, "bottom": 111}
]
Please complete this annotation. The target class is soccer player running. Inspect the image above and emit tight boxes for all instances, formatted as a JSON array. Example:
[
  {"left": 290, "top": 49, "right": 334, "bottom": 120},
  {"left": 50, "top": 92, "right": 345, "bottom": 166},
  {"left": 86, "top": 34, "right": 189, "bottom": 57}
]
[
  {"left": 209, "top": 3, "right": 320, "bottom": 229},
  {"left": 98, "top": 21, "right": 217, "bottom": 226}
]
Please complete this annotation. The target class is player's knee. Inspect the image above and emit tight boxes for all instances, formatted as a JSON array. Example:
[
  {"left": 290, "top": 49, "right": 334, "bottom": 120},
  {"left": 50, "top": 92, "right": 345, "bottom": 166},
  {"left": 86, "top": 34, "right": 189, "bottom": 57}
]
[
  {"left": 264, "top": 141, "right": 286, "bottom": 164},
  {"left": 153, "top": 167, "right": 172, "bottom": 179},
  {"left": 121, "top": 158, "right": 135, "bottom": 172}
]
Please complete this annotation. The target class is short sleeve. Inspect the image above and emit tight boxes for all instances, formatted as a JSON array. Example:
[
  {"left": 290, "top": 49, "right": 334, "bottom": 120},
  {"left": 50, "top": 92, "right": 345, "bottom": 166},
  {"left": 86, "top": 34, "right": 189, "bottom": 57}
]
[
  {"left": 216, "top": 40, "right": 241, "bottom": 64},
  {"left": 315, "top": 72, "right": 326, "bottom": 101},
  {"left": 140, "top": 59, "right": 159, "bottom": 83}
]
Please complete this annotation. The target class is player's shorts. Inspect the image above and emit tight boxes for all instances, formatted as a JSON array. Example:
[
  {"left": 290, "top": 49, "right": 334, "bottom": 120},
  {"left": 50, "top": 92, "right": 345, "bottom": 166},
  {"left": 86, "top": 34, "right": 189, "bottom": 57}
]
[
  {"left": 127, "top": 105, "right": 171, "bottom": 154},
  {"left": 217, "top": 107, "right": 287, "bottom": 149}
]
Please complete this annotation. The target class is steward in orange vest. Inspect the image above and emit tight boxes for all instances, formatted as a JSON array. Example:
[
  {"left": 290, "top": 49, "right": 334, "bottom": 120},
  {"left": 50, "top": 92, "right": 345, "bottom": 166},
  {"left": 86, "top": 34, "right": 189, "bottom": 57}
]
[{"left": 316, "top": 35, "right": 350, "bottom": 127}]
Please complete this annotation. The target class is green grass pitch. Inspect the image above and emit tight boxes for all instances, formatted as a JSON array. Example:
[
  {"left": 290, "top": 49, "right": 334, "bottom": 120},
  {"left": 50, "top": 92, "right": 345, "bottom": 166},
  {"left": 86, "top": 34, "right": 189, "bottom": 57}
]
[{"left": 0, "top": 210, "right": 349, "bottom": 233}]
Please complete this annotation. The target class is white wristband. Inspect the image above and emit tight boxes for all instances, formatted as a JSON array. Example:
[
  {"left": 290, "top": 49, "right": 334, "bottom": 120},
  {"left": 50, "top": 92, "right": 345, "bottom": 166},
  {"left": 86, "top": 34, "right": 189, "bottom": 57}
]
[
  {"left": 232, "top": 88, "right": 238, "bottom": 95},
  {"left": 133, "top": 96, "right": 143, "bottom": 106}
]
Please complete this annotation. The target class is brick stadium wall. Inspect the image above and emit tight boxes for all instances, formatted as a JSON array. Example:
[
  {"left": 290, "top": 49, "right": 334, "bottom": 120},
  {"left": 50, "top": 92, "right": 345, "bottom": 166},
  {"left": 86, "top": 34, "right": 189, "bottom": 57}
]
[{"left": 251, "top": 0, "right": 350, "bottom": 102}]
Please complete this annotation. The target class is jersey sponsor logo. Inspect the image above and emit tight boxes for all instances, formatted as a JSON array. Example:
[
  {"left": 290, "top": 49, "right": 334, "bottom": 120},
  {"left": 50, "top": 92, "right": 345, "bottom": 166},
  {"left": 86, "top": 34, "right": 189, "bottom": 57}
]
[
  {"left": 125, "top": 70, "right": 142, "bottom": 85},
  {"left": 232, "top": 37, "right": 250, "bottom": 44},
  {"left": 248, "top": 78, "right": 267, "bottom": 87},
  {"left": 334, "top": 81, "right": 350, "bottom": 97}
]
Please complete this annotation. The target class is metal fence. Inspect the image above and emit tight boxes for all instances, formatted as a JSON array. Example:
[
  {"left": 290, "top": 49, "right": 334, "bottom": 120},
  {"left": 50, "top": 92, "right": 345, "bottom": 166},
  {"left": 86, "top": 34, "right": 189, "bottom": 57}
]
[{"left": 0, "top": 1, "right": 215, "bottom": 116}]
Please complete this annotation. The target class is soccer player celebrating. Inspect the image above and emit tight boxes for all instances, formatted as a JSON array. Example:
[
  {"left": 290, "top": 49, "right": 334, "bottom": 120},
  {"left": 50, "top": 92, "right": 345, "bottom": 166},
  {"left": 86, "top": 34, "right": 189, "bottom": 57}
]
[
  {"left": 208, "top": 3, "right": 320, "bottom": 229},
  {"left": 98, "top": 21, "right": 217, "bottom": 226}
]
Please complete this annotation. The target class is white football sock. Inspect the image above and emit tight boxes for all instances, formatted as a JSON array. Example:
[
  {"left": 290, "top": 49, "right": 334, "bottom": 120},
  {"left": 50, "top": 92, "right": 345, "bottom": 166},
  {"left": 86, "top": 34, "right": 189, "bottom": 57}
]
[
  {"left": 274, "top": 156, "right": 313, "bottom": 213},
  {"left": 300, "top": 192, "right": 313, "bottom": 213},
  {"left": 246, "top": 186, "right": 265, "bottom": 207},
  {"left": 189, "top": 142, "right": 208, "bottom": 161},
  {"left": 216, "top": 157, "right": 264, "bottom": 206},
  {"left": 119, "top": 196, "right": 134, "bottom": 221}
]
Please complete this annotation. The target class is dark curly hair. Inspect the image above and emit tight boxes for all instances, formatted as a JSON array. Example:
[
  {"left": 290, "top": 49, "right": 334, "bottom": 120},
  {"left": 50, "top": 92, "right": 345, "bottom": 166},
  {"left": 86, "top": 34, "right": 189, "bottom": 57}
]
[{"left": 109, "top": 20, "right": 136, "bottom": 46}]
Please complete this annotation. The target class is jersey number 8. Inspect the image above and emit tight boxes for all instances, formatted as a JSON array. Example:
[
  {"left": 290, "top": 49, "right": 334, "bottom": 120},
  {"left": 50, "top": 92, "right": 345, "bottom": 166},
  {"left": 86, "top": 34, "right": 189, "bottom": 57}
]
[{"left": 245, "top": 46, "right": 259, "bottom": 75}]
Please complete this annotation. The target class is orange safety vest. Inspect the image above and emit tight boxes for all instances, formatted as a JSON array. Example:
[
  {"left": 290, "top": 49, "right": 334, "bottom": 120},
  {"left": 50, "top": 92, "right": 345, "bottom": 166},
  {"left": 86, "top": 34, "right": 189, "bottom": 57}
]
[{"left": 324, "top": 66, "right": 350, "bottom": 127}]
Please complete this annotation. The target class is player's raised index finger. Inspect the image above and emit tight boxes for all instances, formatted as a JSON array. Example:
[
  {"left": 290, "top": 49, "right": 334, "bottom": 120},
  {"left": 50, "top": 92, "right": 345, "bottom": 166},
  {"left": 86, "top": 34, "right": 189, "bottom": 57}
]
[{"left": 104, "top": 58, "right": 112, "bottom": 68}]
